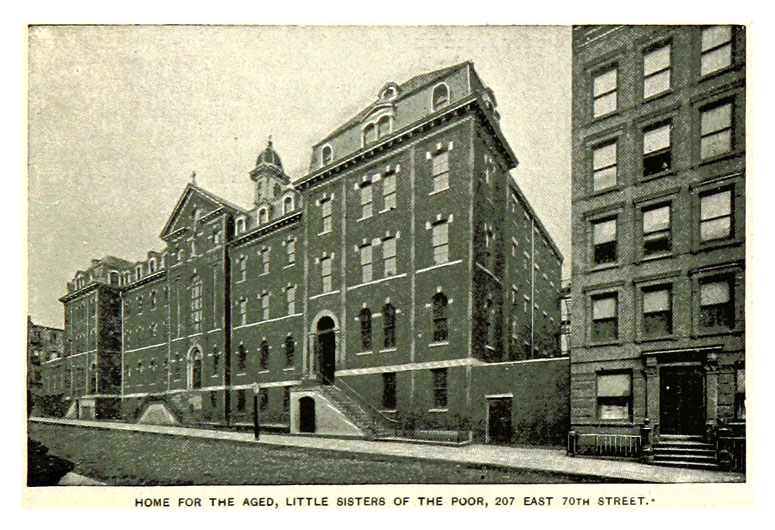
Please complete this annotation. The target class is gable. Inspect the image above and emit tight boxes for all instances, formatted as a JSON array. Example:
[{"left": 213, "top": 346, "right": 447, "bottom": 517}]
[{"left": 160, "top": 184, "right": 236, "bottom": 240}]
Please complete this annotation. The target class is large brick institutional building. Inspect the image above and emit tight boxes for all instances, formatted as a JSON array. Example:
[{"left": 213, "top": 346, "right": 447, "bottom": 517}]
[
  {"left": 569, "top": 26, "right": 746, "bottom": 468},
  {"left": 39, "top": 62, "right": 567, "bottom": 444}
]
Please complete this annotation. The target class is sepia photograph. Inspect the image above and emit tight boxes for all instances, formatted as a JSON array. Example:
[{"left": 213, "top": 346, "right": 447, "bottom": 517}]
[{"left": 24, "top": 23, "right": 749, "bottom": 499}]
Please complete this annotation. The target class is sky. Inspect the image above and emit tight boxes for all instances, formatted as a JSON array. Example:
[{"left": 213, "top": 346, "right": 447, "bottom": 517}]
[{"left": 27, "top": 25, "right": 572, "bottom": 328}]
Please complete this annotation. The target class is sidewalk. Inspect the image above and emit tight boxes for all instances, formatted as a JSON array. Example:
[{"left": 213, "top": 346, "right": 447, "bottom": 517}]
[{"left": 30, "top": 416, "right": 744, "bottom": 484}]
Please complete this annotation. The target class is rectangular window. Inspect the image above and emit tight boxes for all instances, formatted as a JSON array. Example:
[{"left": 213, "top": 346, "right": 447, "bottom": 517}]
[
  {"left": 360, "top": 243, "right": 373, "bottom": 283},
  {"left": 382, "top": 372, "right": 397, "bottom": 410},
  {"left": 286, "top": 286, "right": 296, "bottom": 315},
  {"left": 592, "top": 141, "right": 617, "bottom": 191},
  {"left": 431, "top": 368, "right": 448, "bottom": 408},
  {"left": 700, "top": 102, "right": 733, "bottom": 159},
  {"left": 283, "top": 386, "right": 291, "bottom": 412},
  {"left": 642, "top": 204, "right": 672, "bottom": 255},
  {"left": 286, "top": 239, "right": 295, "bottom": 265},
  {"left": 261, "top": 248, "right": 270, "bottom": 275},
  {"left": 735, "top": 368, "right": 745, "bottom": 419},
  {"left": 321, "top": 256, "right": 332, "bottom": 293},
  {"left": 239, "top": 257, "right": 247, "bottom": 282},
  {"left": 360, "top": 182, "right": 373, "bottom": 219},
  {"left": 596, "top": 372, "right": 631, "bottom": 421},
  {"left": 643, "top": 287, "right": 672, "bottom": 336},
  {"left": 643, "top": 44, "right": 671, "bottom": 98},
  {"left": 261, "top": 294, "right": 270, "bottom": 321},
  {"left": 236, "top": 390, "right": 246, "bottom": 412},
  {"left": 592, "top": 67, "right": 617, "bottom": 118},
  {"left": 432, "top": 221, "right": 449, "bottom": 264},
  {"left": 239, "top": 299, "right": 247, "bottom": 326},
  {"left": 700, "top": 279, "right": 734, "bottom": 329},
  {"left": 592, "top": 217, "right": 617, "bottom": 265},
  {"left": 191, "top": 281, "right": 202, "bottom": 333},
  {"left": 592, "top": 294, "right": 618, "bottom": 342},
  {"left": 643, "top": 122, "right": 672, "bottom": 176},
  {"left": 259, "top": 388, "right": 268, "bottom": 412},
  {"left": 383, "top": 236, "right": 397, "bottom": 277},
  {"left": 383, "top": 172, "right": 397, "bottom": 210},
  {"left": 321, "top": 198, "right": 332, "bottom": 233},
  {"left": 701, "top": 26, "right": 733, "bottom": 76},
  {"left": 700, "top": 189, "right": 733, "bottom": 242},
  {"left": 431, "top": 151, "right": 450, "bottom": 192}
]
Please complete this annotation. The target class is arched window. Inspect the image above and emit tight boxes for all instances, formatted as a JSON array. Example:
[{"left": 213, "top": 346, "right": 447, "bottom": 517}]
[
  {"left": 432, "top": 293, "right": 448, "bottom": 342},
  {"left": 259, "top": 340, "right": 269, "bottom": 371},
  {"left": 109, "top": 271, "right": 119, "bottom": 285},
  {"left": 383, "top": 303, "right": 396, "bottom": 349},
  {"left": 188, "top": 348, "right": 202, "bottom": 389},
  {"left": 321, "top": 145, "right": 333, "bottom": 166},
  {"left": 283, "top": 196, "right": 294, "bottom": 215},
  {"left": 190, "top": 275, "right": 202, "bottom": 333},
  {"left": 236, "top": 218, "right": 246, "bottom": 234},
  {"left": 237, "top": 344, "right": 246, "bottom": 372},
  {"left": 359, "top": 308, "right": 372, "bottom": 351},
  {"left": 377, "top": 115, "right": 392, "bottom": 138},
  {"left": 212, "top": 346, "right": 219, "bottom": 373},
  {"left": 363, "top": 123, "right": 377, "bottom": 146},
  {"left": 258, "top": 208, "right": 269, "bottom": 225},
  {"left": 284, "top": 335, "right": 295, "bottom": 368},
  {"left": 432, "top": 83, "right": 450, "bottom": 110},
  {"left": 149, "top": 258, "right": 157, "bottom": 273}
]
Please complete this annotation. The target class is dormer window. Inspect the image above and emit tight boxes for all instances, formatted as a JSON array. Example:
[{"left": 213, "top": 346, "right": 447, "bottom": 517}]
[
  {"left": 363, "top": 123, "right": 377, "bottom": 147},
  {"left": 135, "top": 265, "right": 142, "bottom": 280},
  {"left": 149, "top": 258, "right": 157, "bottom": 273},
  {"left": 382, "top": 85, "right": 397, "bottom": 101},
  {"left": 109, "top": 271, "right": 119, "bottom": 285},
  {"left": 236, "top": 217, "right": 246, "bottom": 234},
  {"left": 321, "top": 145, "right": 333, "bottom": 166},
  {"left": 283, "top": 196, "right": 294, "bottom": 215},
  {"left": 258, "top": 207, "right": 269, "bottom": 225},
  {"left": 377, "top": 115, "right": 392, "bottom": 138},
  {"left": 432, "top": 83, "right": 450, "bottom": 110}
]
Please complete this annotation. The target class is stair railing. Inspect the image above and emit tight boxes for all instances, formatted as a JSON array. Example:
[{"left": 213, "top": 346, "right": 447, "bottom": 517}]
[{"left": 321, "top": 374, "right": 400, "bottom": 436}]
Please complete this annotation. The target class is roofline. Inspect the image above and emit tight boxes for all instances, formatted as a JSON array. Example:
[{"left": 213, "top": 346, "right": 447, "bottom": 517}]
[
  {"left": 159, "top": 183, "right": 247, "bottom": 241},
  {"left": 509, "top": 179, "right": 564, "bottom": 264},
  {"left": 230, "top": 211, "right": 302, "bottom": 247},
  {"left": 311, "top": 61, "right": 472, "bottom": 149},
  {"left": 297, "top": 95, "right": 517, "bottom": 191}
]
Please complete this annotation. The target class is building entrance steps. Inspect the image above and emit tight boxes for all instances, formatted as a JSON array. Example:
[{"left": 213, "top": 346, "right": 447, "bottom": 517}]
[{"left": 29, "top": 417, "right": 744, "bottom": 483}]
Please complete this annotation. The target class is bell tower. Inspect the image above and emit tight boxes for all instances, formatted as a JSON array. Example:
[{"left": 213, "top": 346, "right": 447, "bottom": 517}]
[{"left": 250, "top": 137, "right": 289, "bottom": 207}]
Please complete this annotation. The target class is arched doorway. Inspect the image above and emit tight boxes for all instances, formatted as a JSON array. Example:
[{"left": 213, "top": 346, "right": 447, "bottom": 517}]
[
  {"left": 299, "top": 396, "right": 315, "bottom": 433},
  {"left": 316, "top": 316, "right": 336, "bottom": 384}
]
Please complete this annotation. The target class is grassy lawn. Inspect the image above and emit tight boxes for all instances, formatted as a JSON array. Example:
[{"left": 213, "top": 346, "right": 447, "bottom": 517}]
[{"left": 29, "top": 422, "right": 615, "bottom": 485}]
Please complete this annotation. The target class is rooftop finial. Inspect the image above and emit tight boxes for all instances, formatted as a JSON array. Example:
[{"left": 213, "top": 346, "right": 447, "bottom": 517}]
[
  {"left": 268, "top": 135, "right": 273, "bottom": 148},
  {"left": 190, "top": 170, "right": 197, "bottom": 186}
]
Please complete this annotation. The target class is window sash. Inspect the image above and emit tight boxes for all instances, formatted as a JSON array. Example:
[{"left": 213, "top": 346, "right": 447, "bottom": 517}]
[
  {"left": 593, "top": 296, "right": 617, "bottom": 320},
  {"left": 643, "top": 124, "right": 671, "bottom": 154},
  {"left": 644, "top": 45, "right": 671, "bottom": 75},
  {"left": 593, "top": 218, "right": 616, "bottom": 244},
  {"left": 702, "top": 26, "right": 732, "bottom": 51},
  {"left": 597, "top": 373, "right": 631, "bottom": 397},
  {"left": 432, "top": 152, "right": 449, "bottom": 176},
  {"left": 701, "top": 281, "right": 731, "bottom": 306},
  {"left": 643, "top": 289, "right": 671, "bottom": 313},
  {"left": 643, "top": 205, "right": 671, "bottom": 233},
  {"left": 701, "top": 45, "right": 733, "bottom": 76},
  {"left": 593, "top": 68, "right": 617, "bottom": 97},
  {"left": 701, "top": 104, "right": 732, "bottom": 136}
]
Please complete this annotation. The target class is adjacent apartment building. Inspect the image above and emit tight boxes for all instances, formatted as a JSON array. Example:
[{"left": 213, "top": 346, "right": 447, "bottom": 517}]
[
  {"left": 39, "top": 62, "right": 568, "bottom": 445},
  {"left": 569, "top": 26, "right": 746, "bottom": 467}
]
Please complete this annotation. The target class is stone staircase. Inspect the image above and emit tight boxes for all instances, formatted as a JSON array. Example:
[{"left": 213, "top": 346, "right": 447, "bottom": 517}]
[
  {"left": 653, "top": 434, "right": 717, "bottom": 470},
  {"left": 296, "top": 381, "right": 398, "bottom": 440}
]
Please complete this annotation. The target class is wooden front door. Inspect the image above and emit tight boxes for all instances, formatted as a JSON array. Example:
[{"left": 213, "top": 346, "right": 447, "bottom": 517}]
[
  {"left": 660, "top": 366, "right": 705, "bottom": 435},
  {"left": 487, "top": 397, "right": 513, "bottom": 445}
]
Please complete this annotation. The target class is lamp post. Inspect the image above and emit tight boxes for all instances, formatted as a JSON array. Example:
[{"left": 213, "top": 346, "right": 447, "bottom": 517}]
[{"left": 252, "top": 383, "right": 260, "bottom": 440}]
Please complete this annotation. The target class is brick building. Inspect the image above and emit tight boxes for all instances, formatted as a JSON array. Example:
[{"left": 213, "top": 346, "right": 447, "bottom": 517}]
[
  {"left": 569, "top": 26, "right": 746, "bottom": 468},
  {"left": 27, "top": 317, "right": 64, "bottom": 413},
  {"left": 42, "top": 62, "right": 567, "bottom": 445}
]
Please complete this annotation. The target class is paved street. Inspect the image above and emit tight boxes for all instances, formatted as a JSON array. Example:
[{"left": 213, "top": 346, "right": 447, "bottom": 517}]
[{"left": 29, "top": 417, "right": 744, "bottom": 484}]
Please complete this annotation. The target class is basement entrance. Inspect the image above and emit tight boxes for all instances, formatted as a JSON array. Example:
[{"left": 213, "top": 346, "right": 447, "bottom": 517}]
[
  {"left": 487, "top": 397, "right": 513, "bottom": 445},
  {"left": 299, "top": 396, "right": 316, "bottom": 433},
  {"left": 660, "top": 366, "right": 705, "bottom": 435},
  {"left": 316, "top": 317, "right": 336, "bottom": 385}
]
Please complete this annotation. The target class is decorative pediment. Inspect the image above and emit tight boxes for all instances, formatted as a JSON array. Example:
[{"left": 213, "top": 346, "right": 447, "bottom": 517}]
[{"left": 160, "top": 183, "right": 246, "bottom": 241}]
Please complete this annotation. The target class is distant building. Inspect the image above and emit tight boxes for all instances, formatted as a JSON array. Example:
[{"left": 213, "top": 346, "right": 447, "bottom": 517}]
[
  {"left": 569, "top": 26, "right": 745, "bottom": 469},
  {"left": 41, "top": 62, "right": 568, "bottom": 445},
  {"left": 27, "top": 317, "right": 64, "bottom": 413}
]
